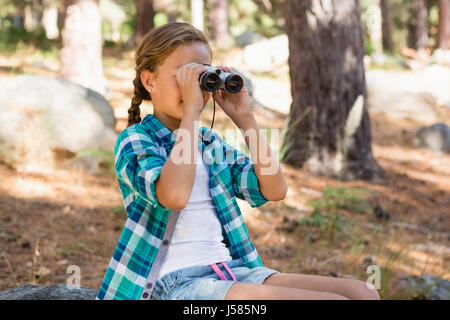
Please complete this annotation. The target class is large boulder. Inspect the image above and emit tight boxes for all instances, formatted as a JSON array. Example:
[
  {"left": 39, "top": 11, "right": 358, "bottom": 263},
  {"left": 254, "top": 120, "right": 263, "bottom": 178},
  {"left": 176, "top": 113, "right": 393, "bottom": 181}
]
[
  {"left": 0, "top": 75, "right": 117, "bottom": 154},
  {"left": 0, "top": 284, "right": 97, "bottom": 300},
  {"left": 393, "top": 274, "right": 450, "bottom": 300},
  {"left": 366, "top": 70, "right": 438, "bottom": 123},
  {"left": 243, "top": 34, "right": 289, "bottom": 71},
  {"left": 414, "top": 123, "right": 450, "bottom": 153}
]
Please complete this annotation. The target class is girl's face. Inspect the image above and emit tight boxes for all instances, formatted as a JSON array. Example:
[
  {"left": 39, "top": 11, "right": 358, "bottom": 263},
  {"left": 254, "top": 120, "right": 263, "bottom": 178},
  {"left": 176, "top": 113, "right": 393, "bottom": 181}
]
[{"left": 141, "top": 42, "right": 212, "bottom": 125}]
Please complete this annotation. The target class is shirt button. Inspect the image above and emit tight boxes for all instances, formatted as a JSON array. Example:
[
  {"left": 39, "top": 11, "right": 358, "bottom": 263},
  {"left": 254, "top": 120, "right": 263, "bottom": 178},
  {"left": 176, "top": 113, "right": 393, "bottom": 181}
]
[
  {"left": 142, "top": 292, "right": 149, "bottom": 299},
  {"left": 146, "top": 282, "right": 153, "bottom": 289},
  {"left": 162, "top": 239, "right": 169, "bottom": 245}
]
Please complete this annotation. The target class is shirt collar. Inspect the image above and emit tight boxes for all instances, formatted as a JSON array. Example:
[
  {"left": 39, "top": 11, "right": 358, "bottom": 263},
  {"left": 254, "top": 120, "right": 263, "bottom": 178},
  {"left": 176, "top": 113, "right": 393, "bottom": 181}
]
[{"left": 141, "top": 113, "right": 213, "bottom": 143}]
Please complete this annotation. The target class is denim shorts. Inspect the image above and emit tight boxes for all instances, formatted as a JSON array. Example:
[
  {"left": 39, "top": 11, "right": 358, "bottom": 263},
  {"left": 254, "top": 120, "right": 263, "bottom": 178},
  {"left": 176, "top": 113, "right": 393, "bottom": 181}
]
[{"left": 149, "top": 258, "right": 280, "bottom": 300}]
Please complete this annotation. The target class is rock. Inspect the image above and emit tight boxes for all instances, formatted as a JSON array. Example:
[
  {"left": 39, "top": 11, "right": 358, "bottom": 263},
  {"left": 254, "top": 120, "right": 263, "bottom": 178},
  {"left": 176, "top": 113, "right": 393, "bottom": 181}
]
[
  {"left": 234, "top": 31, "right": 268, "bottom": 47},
  {"left": 430, "top": 49, "right": 450, "bottom": 67},
  {"left": 414, "top": 123, "right": 450, "bottom": 153},
  {"left": 366, "top": 70, "right": 438, "bottom": 123},
  {"left": 0, "top": 284, "right": 97, "bottom": 300},
  {"left": 394, "top": 274, "right": 450, "bottom": 300},
  {"left": 243, "top": 34, "right": 289, "bottom": 71},
  {"left": 0, "top": 75, "right": 117, "bottom": 155},
  {"left": 373, "top": 205, "right": 391, "bottom": 220},
  {"left": 362, "top": 255, "right": 376, "bottom": 267}
]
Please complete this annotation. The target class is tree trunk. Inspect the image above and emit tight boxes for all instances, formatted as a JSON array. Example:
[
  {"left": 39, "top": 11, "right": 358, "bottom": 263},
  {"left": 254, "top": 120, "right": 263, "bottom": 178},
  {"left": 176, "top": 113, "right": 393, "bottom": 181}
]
[
  {"left": 59, "top": 0, "right": 107, "bottom": 96},
  {"left": 438, "top": 0, "right": 450, "bottom": 49},
  {"left": 136, "top": 0, "right": 155, "bottom": 45},
  {"left": 380, "top": 0, "right": 394, "bottom": 53},
  {"left": 208, "top": 0, "right": 231, "bottom": 48},
  {"left": 282, "top": 0, "right": 382, "bottom": 181},
  {"left": 409, "top": 0, "right": 429, "bottom": 50},
  {"left": 191, "top": 0, "right": 204, "bottom": 31}
]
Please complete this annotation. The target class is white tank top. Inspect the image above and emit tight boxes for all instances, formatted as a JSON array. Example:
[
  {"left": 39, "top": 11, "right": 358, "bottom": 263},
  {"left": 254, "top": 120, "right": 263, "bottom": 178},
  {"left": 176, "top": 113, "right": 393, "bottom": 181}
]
[{"left": 155, "top": 146, "right": 232, "bottom": 281}]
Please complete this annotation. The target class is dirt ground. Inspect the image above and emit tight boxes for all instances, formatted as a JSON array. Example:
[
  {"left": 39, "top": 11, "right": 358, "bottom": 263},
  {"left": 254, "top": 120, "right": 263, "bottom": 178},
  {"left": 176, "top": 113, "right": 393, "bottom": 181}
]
[{"left": 0, "top": 47, "right": 448, "bottom": 299}]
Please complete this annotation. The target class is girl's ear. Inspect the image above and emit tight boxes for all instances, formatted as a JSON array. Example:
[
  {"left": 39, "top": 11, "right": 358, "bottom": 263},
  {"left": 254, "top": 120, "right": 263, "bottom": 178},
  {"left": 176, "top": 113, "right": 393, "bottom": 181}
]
[{"left": 140, "top": 69, "right": 155, "bottom": 93}]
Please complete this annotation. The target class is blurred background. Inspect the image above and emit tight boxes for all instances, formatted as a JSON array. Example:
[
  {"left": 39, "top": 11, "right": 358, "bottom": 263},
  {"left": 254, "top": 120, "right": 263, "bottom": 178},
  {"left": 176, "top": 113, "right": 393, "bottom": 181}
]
[{"left": 0, "top": 0, "right": 448, "bottom": 300}]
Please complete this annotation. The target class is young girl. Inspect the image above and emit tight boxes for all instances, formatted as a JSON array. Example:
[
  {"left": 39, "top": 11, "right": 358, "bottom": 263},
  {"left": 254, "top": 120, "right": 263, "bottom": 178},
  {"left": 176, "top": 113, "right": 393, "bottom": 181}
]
[{"left": 96, "top": 22, "right": 380, "bottom": 300}]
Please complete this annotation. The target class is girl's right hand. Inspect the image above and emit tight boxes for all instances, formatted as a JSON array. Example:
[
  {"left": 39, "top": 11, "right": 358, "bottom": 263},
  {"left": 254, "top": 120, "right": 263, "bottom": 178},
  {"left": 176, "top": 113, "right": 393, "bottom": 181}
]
[{"left": 176, "top": 63, "right": 209, "bottom": 115}]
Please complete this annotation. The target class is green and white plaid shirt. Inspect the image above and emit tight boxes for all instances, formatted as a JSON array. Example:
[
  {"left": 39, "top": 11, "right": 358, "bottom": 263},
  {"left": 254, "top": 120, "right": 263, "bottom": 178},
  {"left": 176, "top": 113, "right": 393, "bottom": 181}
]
[{"left": 96, "top": 113, "right": 269, "bottom": 300}]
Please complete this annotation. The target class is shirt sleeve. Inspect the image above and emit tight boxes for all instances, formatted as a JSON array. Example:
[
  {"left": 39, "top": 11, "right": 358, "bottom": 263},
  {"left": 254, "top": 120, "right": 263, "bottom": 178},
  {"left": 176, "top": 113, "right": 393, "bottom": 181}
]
[
  {"left": 221, "top": 138, "right": 269, "bottom": 208},
  {"left": 114, "top": 127, "right": 167, "bottom": 209}
]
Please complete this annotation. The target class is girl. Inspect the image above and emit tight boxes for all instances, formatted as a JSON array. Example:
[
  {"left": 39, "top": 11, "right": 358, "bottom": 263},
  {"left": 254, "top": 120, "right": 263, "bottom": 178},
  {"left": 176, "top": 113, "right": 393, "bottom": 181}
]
[{"left": 96, "top": 22, "right": 380, "bottom": 300}]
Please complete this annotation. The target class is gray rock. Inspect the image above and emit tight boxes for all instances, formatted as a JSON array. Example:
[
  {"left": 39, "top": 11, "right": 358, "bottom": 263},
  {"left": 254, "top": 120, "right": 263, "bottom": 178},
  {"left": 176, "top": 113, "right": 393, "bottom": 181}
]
[
  {"left": 0, "top": 284, "right": 97, "bottom": 300},
  {"left": 234, "top": 31, "right": 268, "bottom": 47},
  {"left": 0, "top": 75, "right": 117, "bottom": 154},
  {"left": 394, "top": 274, "right": 450, "bottom": 300},
  {"left": 243, "top": 35, "right": 289, "bottom": 71},
  {"left": 414, "top": 123, "right": 450, "bottom": 153}
]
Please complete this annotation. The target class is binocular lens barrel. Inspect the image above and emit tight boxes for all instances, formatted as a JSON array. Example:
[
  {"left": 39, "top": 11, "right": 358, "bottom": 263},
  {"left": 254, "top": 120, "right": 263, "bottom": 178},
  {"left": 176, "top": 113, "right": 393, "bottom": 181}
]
[
  {"left": 200, "top": 72, "right": 221, "bottom": 92},
  {"left": 199, "top": 67, "right": 243, "bottom": 93},
  {"left": 224, "top": 74, "right": 243, "bottom": 94}
]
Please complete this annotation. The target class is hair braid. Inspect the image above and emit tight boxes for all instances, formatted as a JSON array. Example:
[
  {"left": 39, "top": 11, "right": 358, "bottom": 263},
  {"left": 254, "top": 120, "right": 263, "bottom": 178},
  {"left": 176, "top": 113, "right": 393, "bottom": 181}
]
[{"left": 127, "top": 75, "right": 150, "bottom": 127}]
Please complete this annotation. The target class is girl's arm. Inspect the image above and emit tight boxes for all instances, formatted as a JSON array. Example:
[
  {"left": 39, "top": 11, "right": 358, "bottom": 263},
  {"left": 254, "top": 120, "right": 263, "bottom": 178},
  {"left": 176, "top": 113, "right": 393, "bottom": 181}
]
[
  {"left": 155, "top": 108, "right": 201, "bottom": 210},
  {"left": 231, "top": 114, "right": 288, "bottom": 201}
]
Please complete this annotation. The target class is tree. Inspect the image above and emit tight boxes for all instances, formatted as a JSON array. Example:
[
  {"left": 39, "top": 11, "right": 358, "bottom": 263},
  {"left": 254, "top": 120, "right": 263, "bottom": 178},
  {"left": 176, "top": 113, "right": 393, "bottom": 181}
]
[
  {"left": 380, "top": 0, "right": 394, "bottom": 53},
  {"left": 281, "top": 0, "right": 382, "bottom": 181},
  {"left": 408, "top": 0, "right": 428, "bottom": 51},
  {"left": 136, "top": 0, "right": 155, "bottom": 45},
  {"left": 208, "top": 0, "right": 231, "bottom": 48},
  {"left": 438, "top": 0, "right": 450, "bottom": 49},
  {"left": 59, "top": 0, "right": 107, "bottom": 96},
  {"left": 191, "top": 0, "right": 204, "bottom": 31}
]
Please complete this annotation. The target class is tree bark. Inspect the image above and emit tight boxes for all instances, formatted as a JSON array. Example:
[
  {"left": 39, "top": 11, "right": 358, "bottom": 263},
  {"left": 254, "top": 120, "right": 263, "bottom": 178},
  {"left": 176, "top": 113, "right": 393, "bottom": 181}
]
[
  {"left": 136, "top": 0, "right": 155, "bottom": 45},
  {"left": 59, "top": 0, "right": 107, "bottom": 96},
  {"left": 380, "top": 0, "right": 394, "bottom": 53},
  {"left": 191, "top": 0, "right": 204, "bottom": 31},
  {"left": 208, "top": 0, "right": 231, "bottom": 48},
  {"left": 282, "top": 0, "right": 382, "bottom": 181},
  {"left": 408, "top": 0, "right": 429, "bottom": 50},
  {"left": 438, "top": 0, "right": 450, "bottom": 49}
]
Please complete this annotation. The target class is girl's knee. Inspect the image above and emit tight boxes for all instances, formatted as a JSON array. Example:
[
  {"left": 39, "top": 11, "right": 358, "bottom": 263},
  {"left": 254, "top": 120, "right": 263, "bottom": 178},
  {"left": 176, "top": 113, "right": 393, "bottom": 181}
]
[{"left": 352, "top": 280, "right": 381, "bottom": 300}]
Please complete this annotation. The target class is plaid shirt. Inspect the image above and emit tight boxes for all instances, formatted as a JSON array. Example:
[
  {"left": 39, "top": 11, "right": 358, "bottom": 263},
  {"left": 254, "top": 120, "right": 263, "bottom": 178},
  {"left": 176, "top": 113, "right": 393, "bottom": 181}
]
[{"left": 96, "top": 113, "right": 269, "bottom": 300}]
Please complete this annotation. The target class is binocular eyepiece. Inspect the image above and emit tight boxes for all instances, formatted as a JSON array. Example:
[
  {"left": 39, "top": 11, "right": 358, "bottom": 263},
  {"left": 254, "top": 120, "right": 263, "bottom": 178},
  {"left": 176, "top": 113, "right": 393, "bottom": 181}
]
[{"left": 199, "top": 65, "right": 244, "bottom": 94}]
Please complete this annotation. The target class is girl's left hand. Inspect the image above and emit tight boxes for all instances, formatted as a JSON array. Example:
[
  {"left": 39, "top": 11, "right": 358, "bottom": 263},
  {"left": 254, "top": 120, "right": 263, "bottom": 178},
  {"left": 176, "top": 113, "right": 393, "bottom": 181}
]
[{"left": 212, "top": 66, "right": 253, "bottom": 123}]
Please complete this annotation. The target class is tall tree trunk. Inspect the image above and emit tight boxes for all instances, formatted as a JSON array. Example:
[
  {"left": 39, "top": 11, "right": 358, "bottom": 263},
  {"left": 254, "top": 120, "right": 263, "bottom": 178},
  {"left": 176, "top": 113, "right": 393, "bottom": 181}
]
[
  {"left": 380, "top": 0, "right": 394, "bottom": 53},
  {"left": 191, "top": 0, "right": 204, "bottom": 31},
  {"left": 438, "top": 0, "right": 450, "bottom": 49},
  {"left": 208, "top": 0, "right": 231, "bottom": 48},
  {"left": 282, "top": 0, "right": 382, "bottom": 181},
  {"left": 409, "top": 0, "right": 429, "bottom": 50},
  {"left": 60, "top": 0, "right": 107, "bottom": 96},
  {"left": 136, "top": 0, "right": 155, "bottom": 45}
]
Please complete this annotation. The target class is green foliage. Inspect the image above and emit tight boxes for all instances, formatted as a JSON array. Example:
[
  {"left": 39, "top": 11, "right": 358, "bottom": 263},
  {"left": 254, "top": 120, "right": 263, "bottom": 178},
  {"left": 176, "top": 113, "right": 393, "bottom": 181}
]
[
  {"left": 298, "top": 186, "right": 373, "bottom": 241},
  {"left": 0, "top": 24, "right": 59, "bottom": 52},
  {"left": 75, "top": 149, "right": 115, "bottom": 175}
]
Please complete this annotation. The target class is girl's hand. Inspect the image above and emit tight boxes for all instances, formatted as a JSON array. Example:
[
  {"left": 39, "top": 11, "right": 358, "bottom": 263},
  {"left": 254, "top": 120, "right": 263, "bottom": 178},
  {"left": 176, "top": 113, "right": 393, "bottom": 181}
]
[
  {"left": 176, "top": 63, "right": 209, "bottom": 115},
  {"left": 212, "top": 66, "right": 253, "bottom": 122}
]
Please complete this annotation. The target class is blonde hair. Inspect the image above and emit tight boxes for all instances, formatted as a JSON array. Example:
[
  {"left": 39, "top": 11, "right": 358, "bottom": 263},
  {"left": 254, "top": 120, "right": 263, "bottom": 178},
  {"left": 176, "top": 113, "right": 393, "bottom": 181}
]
[{"left": 127, "top": 22, "right": 212, "bottom": 127}]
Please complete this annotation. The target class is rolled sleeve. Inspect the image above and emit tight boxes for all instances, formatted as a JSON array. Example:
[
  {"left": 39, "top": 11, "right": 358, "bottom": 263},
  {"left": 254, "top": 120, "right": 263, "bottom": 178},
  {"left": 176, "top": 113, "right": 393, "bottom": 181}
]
[
  {"left": 114, "top": 127, "right": 167, "bottom": 210},
  {"left": 222, "top": 139, "right": 269, "bottom": 208}
]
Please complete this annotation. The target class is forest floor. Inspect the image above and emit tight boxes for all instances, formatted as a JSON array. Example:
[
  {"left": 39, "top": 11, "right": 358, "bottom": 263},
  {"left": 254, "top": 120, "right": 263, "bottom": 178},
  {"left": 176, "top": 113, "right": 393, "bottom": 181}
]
[{"left": 0, "top": 46, "right": 449, "bottom": 299}]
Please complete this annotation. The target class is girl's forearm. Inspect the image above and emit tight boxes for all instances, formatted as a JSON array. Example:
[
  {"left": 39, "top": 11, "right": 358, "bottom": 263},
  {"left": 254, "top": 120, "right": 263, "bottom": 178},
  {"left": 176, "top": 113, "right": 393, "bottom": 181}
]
[
  {"left": 156, "top": 109, "right": 200, "bottom": 210},
  {"left": 233, "top": 114, "right": 288, "bottom": 201}
]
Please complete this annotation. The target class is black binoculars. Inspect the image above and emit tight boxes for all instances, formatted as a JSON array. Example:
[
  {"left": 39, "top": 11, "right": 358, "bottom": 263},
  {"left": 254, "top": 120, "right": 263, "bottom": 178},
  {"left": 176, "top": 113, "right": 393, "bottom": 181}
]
[{"left": 199, "top": 65, "right": 244, "bottom": 93}]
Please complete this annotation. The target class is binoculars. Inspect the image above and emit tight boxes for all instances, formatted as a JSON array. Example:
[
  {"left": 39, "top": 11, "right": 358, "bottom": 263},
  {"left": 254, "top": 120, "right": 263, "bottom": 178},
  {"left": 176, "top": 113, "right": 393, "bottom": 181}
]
[{"left": 199, "top": 65, "right": 244, "bottom": 93}]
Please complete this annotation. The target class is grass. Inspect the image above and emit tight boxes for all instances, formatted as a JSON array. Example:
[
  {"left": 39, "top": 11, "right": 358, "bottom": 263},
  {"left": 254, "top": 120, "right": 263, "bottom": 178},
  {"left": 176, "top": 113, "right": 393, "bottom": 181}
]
[{"left": 298, "top": 186, "right": 374, "bottom": 242}]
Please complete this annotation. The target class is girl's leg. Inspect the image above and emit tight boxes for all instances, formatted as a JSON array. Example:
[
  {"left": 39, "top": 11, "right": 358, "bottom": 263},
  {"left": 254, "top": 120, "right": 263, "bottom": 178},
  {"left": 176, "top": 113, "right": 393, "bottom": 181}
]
[
  {"left": 224, "top": 282, "right": 349, "bottom": 300},
  {"left": 261, "top": 273, "right": 381, "bottom": 300}
]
